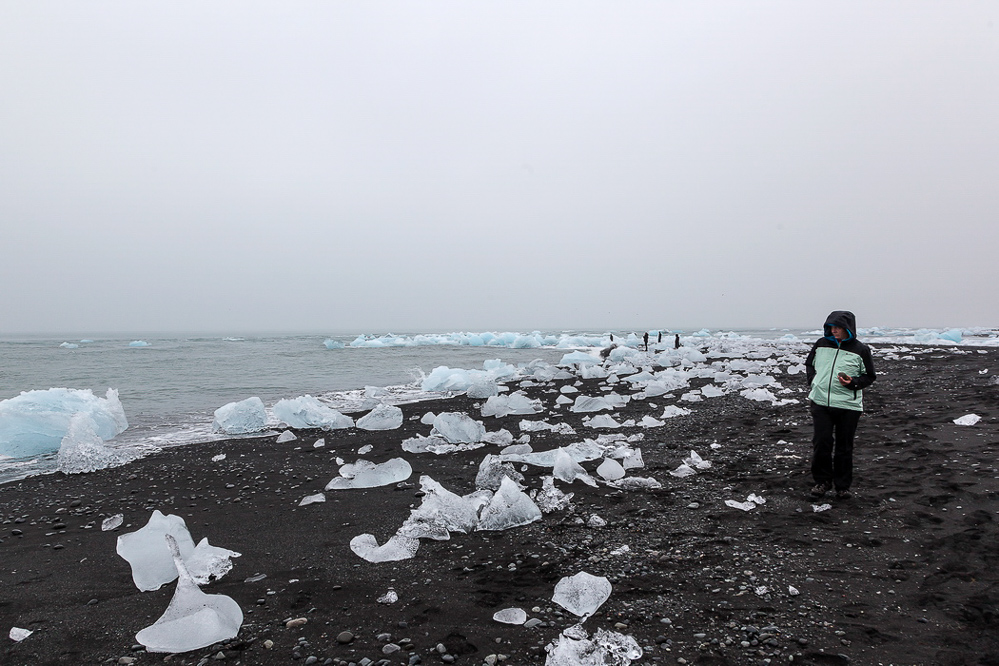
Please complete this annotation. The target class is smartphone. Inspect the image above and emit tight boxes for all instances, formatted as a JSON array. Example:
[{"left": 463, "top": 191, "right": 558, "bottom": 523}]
[{"left": 838, "top": 372, "right": 850, "bottom": 381}]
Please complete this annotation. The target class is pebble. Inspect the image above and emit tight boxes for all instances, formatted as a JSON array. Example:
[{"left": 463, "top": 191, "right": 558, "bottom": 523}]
[
  {"left": 118, "top": 658, "right": 136, "bottom": 665},
  {"left": 382, "top": 643, "right": 400, "bottom": 654},
  {"left": 523, "top": 618, "right": 543, "bottom": 629},
  {"left": 263, "top": 639, "right": 274, "bottom": 649},
  {"left": 337, "top": 631, "right": 354, "bottom": 644},
  {"left": 286, "top": 617, "right": 308, "bottom": 628}
]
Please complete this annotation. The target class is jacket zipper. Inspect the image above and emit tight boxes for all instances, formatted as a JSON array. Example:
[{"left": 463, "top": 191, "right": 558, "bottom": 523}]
[{"left": 826, "top": 347, "right": 841, "bottom": 407}]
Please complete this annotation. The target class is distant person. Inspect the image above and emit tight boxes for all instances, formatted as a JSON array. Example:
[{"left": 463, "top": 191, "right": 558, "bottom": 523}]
[
  {"left": 643, "top": 332, "right": 649, "bottom": 351},
  {"left": 805, "top": 310, "right": 876, "bottom": 500},
  {"left": 599, "top": 344, "right": 617, "bottom": 360},
  {"left": 674, "top": 334, "right": 680, "bottom": 349},
  {"left": 657, "top": 331, "right": 662, "bottom": 344}
]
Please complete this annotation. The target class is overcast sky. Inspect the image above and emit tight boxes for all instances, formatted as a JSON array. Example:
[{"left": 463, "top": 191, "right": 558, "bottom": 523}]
[{"left": 2, "top": 2, "right": 996, "bottom": 335}]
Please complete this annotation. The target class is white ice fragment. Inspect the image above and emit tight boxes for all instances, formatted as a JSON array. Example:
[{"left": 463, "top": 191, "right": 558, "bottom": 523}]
[
  {"left": 377, "top": 589, "right": 399, "bottom": 604},
  {"left": 313, "top": 439, "right": 325, "bottom": 448},
  {"left": 812, "top": 503, "right": 832, "bottom": 512},
  {"left": 570, "top": 396, "right": 614, "bottom": 413},
  {"left": 788, "top": 585, "right": 800, "bottom": 596},
  {"left": 669, "top": 463, "right": 696, "bottom": 478},
  {"left": 531, "top": 476, "right": 574, "bottom": 514},
  {"left": 399, "top": 476, "right": 487, "bottom": 539},
  {"left": 954, "top": 414, "right": 981, "bottom": 426},
  {"left": 660, "top": 405, "right": 691, "bottom": 419},
  {"left": 357, "top": 444, "right": 372, "bottom": 455},
  {"left": 326, "top": 458, "right": 412, "bottom": 490},
  {"left": 135, "top": 534, "right": 243, "bottom": 653},
  {"left": 356, "top": 404, "right": 404, "bottom": 430},
  {"left": 475, "top": 454, "right": 525, "bottom": 491},
  {"left": 493, "top": 608, "right": 528, "bottom": 625},
  {"left": 477, "top": 476, "right": 542, "bottom": 531},
  {"left": 9, "top": 627, "right": 32, "bottom": 642},
  {"left": 587, "top": 515, "right": 606, "bottom": 527},
  {"left": 349, "top": 534, "right": 419, "bottom": 562},
  {"left": 57, "top": 413, "right": 144, "bottom": 474},
  {"left": 211, "top": 397, "right": 267, "bottom": 435},
  {"left": 684, "top": 450, "right": 711, "bottom": 469},
  {"left": 552, "top": 572, "right": 612, "bottom": 618},
  {"left": 610, "top": 477, "right": 662, "bottom": 490},
  {"left": 275, "top": 430, "right": 297, "bottom": 443},
  {"left": 639, "top": 415, "right": 664, "bottom": 428},
  {"left": 553, "top": 448, "right": 597, "bottom": 487},
  {"left": 596, "top": 458, "right": 625, "bottom": 481},
  {"left": 725, "top": 500, "right": 757, "bottom": 511},
  {"left": 466, "top": 377, "right": 499, "bottom": 399},
  {"left": 584, "top": 414, "right": 621, "bottom": 429},
  {"left": 102, "top": 513, "right": 124, "bottom": 531},
  {"left": 420, "top": 412, "right": 436, "bottom": 425},
  {"left": 211, "top": 454, "right": 226, "bottom": 462},
  {"left": 481, "top": 428, "right": 515, "bottom": 446},
  {"left": 298, "top": 493, "right": 326, "bottom": 506},
  {"left": 117, "top": 511, "right": 197, "bottom": 591},
  {"left": 754, "top": 586, "right": 769, "bottom": 596},
  {"left": 272, "top": 395, "right": 354, "bottom": 429},
  {"left": 432, "top": 412, "right": 486, "bottom": 444},
  {"left": 481, "top": 394, "right": 543, "bottom": 417},
  {"left": 747, "top": 493, "right": 766, "bottom": 505},
  {"left": 185, "top": 538, "right": 241, "bottom": 586}
]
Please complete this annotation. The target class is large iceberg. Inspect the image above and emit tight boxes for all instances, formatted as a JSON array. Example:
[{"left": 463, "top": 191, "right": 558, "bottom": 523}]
[
  {"left": 272, "top": 395, "right": 354, "bottom": 429},
  {"left": 211, "top": 397, "right": 267, "bottom": 435},
  {"left": 0, "top": 387, "right": 128, "bottom": 458},
  {"left": 135, "top": 535, "right": 243, "bottom": 653}
]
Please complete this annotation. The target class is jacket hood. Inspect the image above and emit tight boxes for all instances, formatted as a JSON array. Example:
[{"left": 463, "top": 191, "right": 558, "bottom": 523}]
[{"left": 823, "top": 310, "right": 857, "bottom": 341}]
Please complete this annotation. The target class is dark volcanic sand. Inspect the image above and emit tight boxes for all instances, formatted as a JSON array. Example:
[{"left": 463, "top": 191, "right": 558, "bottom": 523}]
[{"left": 2, "top": 346, "right": 998, "bottom": 666}]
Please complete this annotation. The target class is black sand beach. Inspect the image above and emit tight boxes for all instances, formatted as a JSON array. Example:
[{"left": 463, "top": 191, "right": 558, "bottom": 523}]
[{"left": 2, "top": 346, "right": 998, "bottom": 666}]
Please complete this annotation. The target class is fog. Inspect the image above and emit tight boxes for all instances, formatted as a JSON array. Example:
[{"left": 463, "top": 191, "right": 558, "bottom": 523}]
[{"left": 2, "top": 2, "right": 997, "bottom": 335}]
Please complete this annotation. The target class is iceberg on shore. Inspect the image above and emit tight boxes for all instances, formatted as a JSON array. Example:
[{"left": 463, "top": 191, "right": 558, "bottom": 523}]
[
  {"left": 0, "top": 387, "right": 128, "bottom": 458},
  {"left": 272, "top": 395, "right": 353, "bottom": 429},
  {"left": 58, "top": 413, "right": 145, "bottom": 474},
  {"left": 212, "top": 397, "right": 267, "bottom": 435}
]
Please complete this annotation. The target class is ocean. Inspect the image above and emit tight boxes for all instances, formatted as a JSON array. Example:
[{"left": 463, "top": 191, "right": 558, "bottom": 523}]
[{"left": 1, "top": 327, "right": 994, "bottom": 484}]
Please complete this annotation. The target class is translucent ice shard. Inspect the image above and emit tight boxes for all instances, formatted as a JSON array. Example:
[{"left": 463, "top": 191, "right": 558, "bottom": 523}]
[
  {"left": 725, "top": 499, "right": 757, "bottom": 511},
  {"left": 596, "top": 458, "right": 625, "bottom": 481},
  {"left": 660, "top": 405, "right": 691, "bottom": 418},
  {"left": 9, "top": 627, "right": 32, "bottom": 642},
  {"left": 466, "top": 377, "right": 499, "bottom": 398},
  {"left": 272, "top": 395, "right": 354, "bottom": 429},
  {"left": 570, "top": 396, "right": 613, "bottom": 413},
  {"left": 531, "top": 476, "right": 574, "bottom": 514},
  {"left": 211, "top": 397, "right": 267, "bottom": 435},
  {"left": 185, "top": 538, "right": 241, "bottom": 586},
  {"left": 585, "top": 414, "right": 621, "bottom": 429},
  {"left": 553, "top": 449, "right": 597, "bottom": 487},
  {"left": 610, "top": 477, "right": 662, "bottom": 490},
  {"left": 117, "top": 511, "right": 197, "bottom": 591},
  {"left": 552, "top": 572, "right": 612, "bottom": 618},
  {"left": 57, "top": 413, "right": 143, "bottom": 474},
  {"left": 475, "top": 454, "right": 525, "bottom": 491},
  {"left": 493, "top": 608, "right": 528, "bottom": 624},
  {"left": 399, "top": 476, "right": 488, "bottom": 539},
  {"left": 356, "top": 404, "right": 404, "bottom": 430},
  {"left": 299, "top": 493, "right": 326, "bottom": 506},
  {"left": 377, "top": 589, "right": 399, "bottom": 604},
  {"left": 670, "top": 463, "right": 696, "bottom": 478},
  {"left": 480, "top": 393, "right": 543, "bottom": 417},
  {"left": 349, "top": 534, "right": 420, "bottom": 562},
  {"left": 684, "top": 450, "right": 711, "bottom": 469},
  {"left": 102, "top": 513, "right": 124, "bottom": 531},
  {"left": 135, "top": 535, "right": 243, "bottom": 653},
  {"left": 325, "top": 458, "right": 412, "bottom": 490},
  {"left": 275, "top": 430, "right": 297, "bottom": 443},
  {"left": 954, "top": 414, "right": 981, "bottom": 426},
  {"left": 476, "top": 476, "right": 542, "bottom": 531},
  {"left": 432, "top": 412, "right": 486, "bottom": 444}
]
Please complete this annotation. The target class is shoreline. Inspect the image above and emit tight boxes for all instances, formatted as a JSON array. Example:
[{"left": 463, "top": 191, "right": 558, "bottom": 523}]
[{"left": 2, "top": 346, "right": 998, "bottom": 665}]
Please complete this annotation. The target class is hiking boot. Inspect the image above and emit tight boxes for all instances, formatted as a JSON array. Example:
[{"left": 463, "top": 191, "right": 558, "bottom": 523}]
[
  {"left": 835, "top": 489, "right": 852, "bottom": 500},
  {"left": 810, "top": 483, "right": 831, "bottom": 498}
]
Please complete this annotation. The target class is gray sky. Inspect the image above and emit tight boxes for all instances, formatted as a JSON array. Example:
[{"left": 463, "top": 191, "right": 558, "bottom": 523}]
[{"left": 2, "top": 2, "right": 997, "bottom": 335}]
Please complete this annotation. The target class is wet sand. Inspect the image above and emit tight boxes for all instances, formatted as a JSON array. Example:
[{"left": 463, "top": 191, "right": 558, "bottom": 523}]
[{"left": 2, "top": 345, "right": 998, "bottom": 666}]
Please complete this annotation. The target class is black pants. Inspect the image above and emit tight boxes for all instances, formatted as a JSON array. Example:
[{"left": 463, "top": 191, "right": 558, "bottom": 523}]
[{"left": 810, "top": 401, "right": 862, "bottom": 491}]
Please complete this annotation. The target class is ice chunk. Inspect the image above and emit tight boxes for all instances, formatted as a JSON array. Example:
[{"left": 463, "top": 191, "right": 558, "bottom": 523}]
[
  {"left": 349, "top": 534, "right": 420, "bottom": 562},
  {"left": 356, "top": 404, "right": 403, "bottom": 430},
  {"left": 399, "top": 476, "right": 486, "bottom": 539},
  {"left": 299, "top": 493, "right": 326, "bottom": 506},
  {"left": 57, "top": 413, "right": 144, "bottom": 474},
  {"left": 552, "top": 572, "right": 612, "bottom": 618},
  {"left": 326, "top": 458, "right": 412, "bottom": 490},
  {"left": 812, "top": 503, "right": 832, "bottom": 512},
  {"left": 482, "top": 428, "right": 514, "bottom": 445},
  {"left": 377, "top": 589, "right": 399, "bottom": 604},
  {"left": 553, "top": 448, "right": 597, "bottom": 487},
  {"left": 501, "top": 440, "right": 603, "bottom": 468},
  {"left": 611, "top": 477, "right": 662, "bottom": 490},
  {"left": 135, "top": 535, "right": 243, "bottom": 653},
  {"left": 570, "top": 396, "right": 614, "bottom": 413},
  {"left": 584, "top": 414, "right": 621, "bottom": 429},
  {"left": 725, "top": 499, "right": 757, "bottom": 511},
  {"left": 493, "top": 608, "right": 528, "bottom": 625},
  {"left": 954, "top": 414, "right": 981, "bottom": 426},
  {"left": 432, "top": 412, "right": 486, "bottom": 444},
  {"left": 477, "top": 476, "right": 543, "bottom": 531},
  {"left": 466, "top": 377, "right": 499, "bottom": 398},
  {"left": 102, "top": 513, "right": 124, "bottom": 531},
  {"left": 501, "top": 443, "right": 533, "bottom": 455},
  {"left": 475, "top": 454, "right": 525, "bottom": 491},
  {"left": 639, "top": 415, "right": 664, "bottom": 428},
  {"left": 741, "top": 387, "right": 777, "bottom": 403},
  {"left": 211, "top": 397, "right": 267, "bottom": 435},
  {"left": 401, "top": 434, "right": 449, "bottom": 454},
  {"left": 660, "top": 405, "right": 691, "bottom": 418},
  {"left": 684, "top": 450, "right": 711, "bottom": 470},
  {"left": 117, "top": 511, "right": 197, "bottom": 591},
  {"left": 0, "top": 387, "right": 129, "bottom": 458},
  {"left": 587, "top": 514, "right": 606, "bottom": 527},
  {"left": 357, "top": 444, "right": 372, "bottom": 454},
  {"left": 275, "top": 430, "right": 297, "bottom": 443},
  {"left": 9, "top": 627, "right": 32, "bottom": 642},
  {"left": 596, "top": 458, "right": 625, "bottom": 481},
  {"left": 531, "top": 476, "right": 574, "bottom": 513},
  {"left": 558, "top": 351, "right": 602, "bottom": 366},
  {"left": 420, "top": 411, "right": 436, "bottom": 424},
  {"left": 273, "top": 395, "right": 354, "bottom": 429},
  {"left": 211, "top": 453, "right": 226, "bottom": 462},
  {"left": 669, "top": 463, "right": 696, "bottom": 478},
  {"left": 481, "top": 393, "right": 543, "bottom": 417},
  {"left": 185, "top": 538, "right": 241, "bottom": 585},
  {"left": 323, "top": 338, "right": 344, "bottom": 349},
  {"left": 313, "top": 439, "right": 325, "bottom": 448}
]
